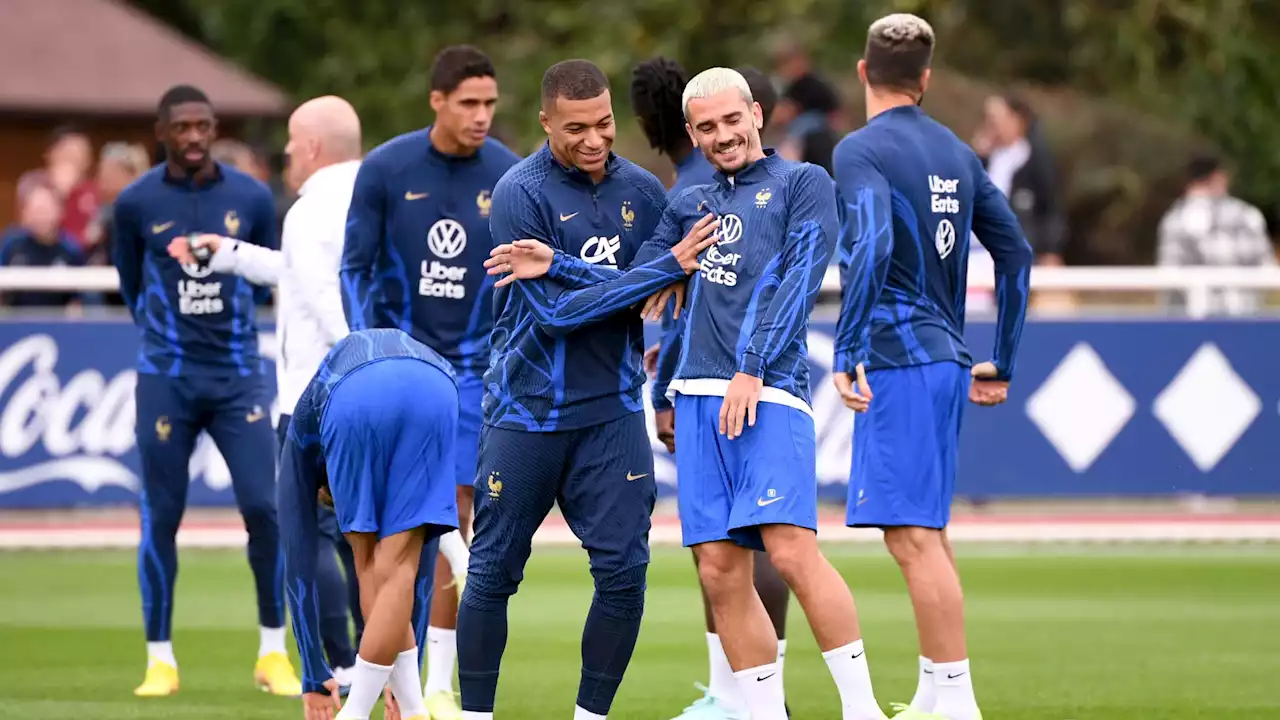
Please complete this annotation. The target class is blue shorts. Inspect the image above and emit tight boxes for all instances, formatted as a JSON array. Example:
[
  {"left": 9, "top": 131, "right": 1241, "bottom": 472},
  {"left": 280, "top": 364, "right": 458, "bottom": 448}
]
[
  {"left": 320, "top": 359, "right": 460, "bottom": 539},
  {"left": 675, "top": 395, "right": 818, "bottom": 551},
  {"left": 453, "top": 374, "right": 484, "bottom": 487},
  {"left": 846, "top": 361, "right": 969, "bottom": 530}
]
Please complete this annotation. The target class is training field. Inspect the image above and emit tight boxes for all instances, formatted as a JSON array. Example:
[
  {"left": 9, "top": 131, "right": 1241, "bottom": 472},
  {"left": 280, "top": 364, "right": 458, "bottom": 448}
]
[{"left": 2, "top": 542, "right": 1277, "bottom": 719}]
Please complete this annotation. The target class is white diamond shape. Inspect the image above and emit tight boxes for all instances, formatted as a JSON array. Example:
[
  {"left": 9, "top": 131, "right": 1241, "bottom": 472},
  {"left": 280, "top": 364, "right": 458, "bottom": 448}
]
[
  {"left": 1153, "top": 343, "right": 1260, "bottom": 472},
  {"left": 1025, "top": 343, "right": 1135, "bottom": 472}
]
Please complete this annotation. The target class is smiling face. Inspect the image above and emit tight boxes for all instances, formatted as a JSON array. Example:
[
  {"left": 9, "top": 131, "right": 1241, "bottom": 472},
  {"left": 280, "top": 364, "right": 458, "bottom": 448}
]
[
  {"left": 541, "top": 89, "right": 616, "bottom": 179},
  {"left": 685, "top": 88, "right": 764, "bottom": 174}
]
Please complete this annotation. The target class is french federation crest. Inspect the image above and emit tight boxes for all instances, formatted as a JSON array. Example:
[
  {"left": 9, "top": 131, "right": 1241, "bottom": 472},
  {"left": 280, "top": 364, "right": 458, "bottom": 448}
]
[
  {"left": 755, "top": 188, "right": 772, "bottom": 208},
  {"left": 477, "top": 190, "right": 492, "bottom": 218},
  {"left": 224, "top": 210, "right": 240, "bottom": 237},
  {"left": 621, "top": 201, "right": 635, "bottom": 229}
]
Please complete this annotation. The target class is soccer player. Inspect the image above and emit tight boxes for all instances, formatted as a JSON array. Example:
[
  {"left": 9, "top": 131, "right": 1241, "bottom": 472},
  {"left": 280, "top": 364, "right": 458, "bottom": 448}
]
[
  {"left": 112, "top": 84, "right": 301, "bottom": 697},
  {"left": 168, "top": 95, "right": 365, "bottom": 687},
  {"left": 629, "top": 57, "right": 793, "bottom": 720},
  {"left": 339, "top": 45, "right": 519, "bottom": 719},
  {"left": 490, "top": 67, "right": 887, "bottom": 720},
  {"left": 831, "top": 15, "right": 1034, "bottom": 720},
  {"left": 457, "top": 59, "right": 721, "bottom": 720},
  {"left": 281, "top": 328, "right": 460, "bottom": 720}
]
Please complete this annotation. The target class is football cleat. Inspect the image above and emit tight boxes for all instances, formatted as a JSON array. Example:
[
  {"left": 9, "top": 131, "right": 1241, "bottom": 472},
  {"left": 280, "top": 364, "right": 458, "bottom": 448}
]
[
  {"left": 133, "top": 660, "right": 179, "bottom": 697},
  {"left": 668, "top": 684, "right": 745, "bottom": 720},
  {"left": 254, "top": 652, "right": 303, "bottom": 696},
  {"left": 424, "top": 689, "right": 463, "bottom": 720}
]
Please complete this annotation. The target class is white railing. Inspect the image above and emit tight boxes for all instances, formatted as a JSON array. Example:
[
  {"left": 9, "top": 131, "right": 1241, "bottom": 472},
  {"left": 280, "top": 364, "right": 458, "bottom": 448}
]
[{"left": 2, "top": 265, "right": 1280, "bottom": 318}]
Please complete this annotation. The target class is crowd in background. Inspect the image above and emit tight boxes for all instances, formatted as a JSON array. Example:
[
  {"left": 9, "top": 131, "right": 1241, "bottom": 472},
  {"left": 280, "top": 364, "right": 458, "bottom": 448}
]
[{"left": 3, "top": 43, "right": 1276, "bottom": 315}]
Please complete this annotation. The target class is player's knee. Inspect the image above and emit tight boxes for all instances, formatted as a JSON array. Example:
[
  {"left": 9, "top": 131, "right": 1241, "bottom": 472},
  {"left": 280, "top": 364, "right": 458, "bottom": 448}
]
[
  {"left": 236, "top": 496, "right": 277, "bottom": 533},
  {"left": 764, "top": 540, "right": 819, "bottom": 587},
  {"left": 884, "top": 526, "right": 941, "bottom": 566},
  {"left": 590, "top": 564, "right": 647, "bottom": 621},
  {"left": 695, "top": 544, "right": 751, "bottom": 600}
]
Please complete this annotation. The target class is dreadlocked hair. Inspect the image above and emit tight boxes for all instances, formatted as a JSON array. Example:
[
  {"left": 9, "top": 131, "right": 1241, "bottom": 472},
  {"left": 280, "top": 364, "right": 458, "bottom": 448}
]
[{"left": 630, "top": 56, "right": 690, "bottom": 157}]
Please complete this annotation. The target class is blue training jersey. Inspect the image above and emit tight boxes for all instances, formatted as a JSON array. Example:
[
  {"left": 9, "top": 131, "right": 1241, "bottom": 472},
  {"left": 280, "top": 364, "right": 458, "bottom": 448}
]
[
  {"left": 279, "top": 328, "right": 454, "bottom": 693},
  {"left": 832, "top": 105, "right": 1034, "bottom": 380},
  {"left": 651, "top": 151, "right": 718, "bottom": 411},
  {"left": 341, "top": 129, "right": 520, "bottom": 377},
  {"left": 484, "top": 144, "right": 687, "bottom": 432},
  {"left": 112, "top": 163, "right": 276, "bottom": 377}
]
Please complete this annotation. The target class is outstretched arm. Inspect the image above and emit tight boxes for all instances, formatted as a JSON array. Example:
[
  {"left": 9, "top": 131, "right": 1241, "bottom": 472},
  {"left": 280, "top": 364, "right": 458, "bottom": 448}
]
[
  {"left": 971, "top": 162, "right": 1034, "bottom": 381},
  {"left": 278, "top": 431, "right": 331, "bottom": 694},
  {"left": 832, "top": 146, "right": 894, "bottom": 373}
]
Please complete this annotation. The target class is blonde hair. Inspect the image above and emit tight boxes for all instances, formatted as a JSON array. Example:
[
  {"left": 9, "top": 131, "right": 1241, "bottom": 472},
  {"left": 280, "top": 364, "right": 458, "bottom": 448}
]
[
  {"left": 868, "top": 13, "right": 935, "bottom": 44},
  {"left": 100, "top": 142, "right": 149, "bottom": 176},
  {"left": 682, "top": 67, "right": 753, "bottom": 121}
]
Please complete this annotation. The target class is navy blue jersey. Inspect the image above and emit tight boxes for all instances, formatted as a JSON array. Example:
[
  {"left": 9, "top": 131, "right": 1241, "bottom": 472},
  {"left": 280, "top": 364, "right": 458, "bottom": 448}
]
[
  {"left": 341, "top": 129, "right": 520, "bottom": 377},
  {"left": 112, "top": 163, "right": 277, "bottom": 377},
  {"left": 832, "top": 106, "right": 1034, "bottom": 380},
  {"left": 652, "top": 150, "right": 718, "bottom": 410},
  {"left": 280, "top": 328, "right": 454, "bottom": 692},
  {"left": 0, "top": 228, "right": 85, "bottom": 307},
  {"left": 484, "top": 145, "right": 684, "bottom": 432}
]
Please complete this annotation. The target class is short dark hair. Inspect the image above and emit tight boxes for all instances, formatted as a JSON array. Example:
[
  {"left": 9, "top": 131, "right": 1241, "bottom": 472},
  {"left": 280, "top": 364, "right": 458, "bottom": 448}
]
[
  {"left": 542, "top": 59, "right": 609, "bottom": 108},
  {"left": 157, "top": 85, "right": 211, "bottom": 120},
  {"left": 1188, "top": 153, "right": 1223, "bottom": 182},
  {"left": 863, "top": 15, "right": 935, "bottom": 95},
  {"left": 736, "top": 66, "right": 779, "bottom": 130},
  {"left": 49, "top": 123, "right": 88, "bottom": 145},
  {"left": 430, "top": 45, "right": 496, "bottom": 94},
  {"left": 630, "top": 57, "right": 688, "bottom": 157}
]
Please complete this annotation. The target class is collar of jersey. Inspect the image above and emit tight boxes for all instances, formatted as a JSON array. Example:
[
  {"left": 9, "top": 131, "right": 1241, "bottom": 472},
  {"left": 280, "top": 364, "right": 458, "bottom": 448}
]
[
  {"left": 869, "top": 104, "right": 925, "bottom": 126},
  {"left": 713, "top": 147, "right": 778, "bottom": 189},
  {"left": 541, "top": 143, "right": 618, "bottom": 184},
  {"left": 299, "top": 159, "right": 361, "bottom": 198},
  {"left": 424, "top": 125, "right": 484, "bottom": 165},
  {"left": 161, "top": 160, "right": 226, "bottom": 190}
]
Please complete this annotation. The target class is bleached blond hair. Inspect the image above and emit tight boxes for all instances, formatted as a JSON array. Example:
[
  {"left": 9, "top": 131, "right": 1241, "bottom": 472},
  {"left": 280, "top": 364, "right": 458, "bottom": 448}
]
[
  {"left": 868, "top": 13, "right": 935, "bottom": 44},
  {"left": 681, "top": 67, "right": 754, "bottom": 121}
]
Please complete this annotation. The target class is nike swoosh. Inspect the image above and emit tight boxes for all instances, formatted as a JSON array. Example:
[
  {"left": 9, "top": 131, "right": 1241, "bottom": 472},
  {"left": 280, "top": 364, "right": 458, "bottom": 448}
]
[
  {"left": 851, "top": 651, "right": 865, "bottom": 659},
  {"left": 560, "top": 212, "right": 579, "bottom": 221},
  {"left": 756, "top": 496, "right": 785, "bottom": 507},
  {"left": 755, "top": 673, "right": 776, "bottom": 682},
  {"left": 245, "top": 412, "right": 265, "bottom": 423},
  {"left": 947, "top": 672, "right": 967, "bottom": 679},
  {"left": 405, "top": 191, "right": 429, "bottom": 200},
  {"left": 626, "top": 472, "right": 649, "bottom": 481},
  {"left": 151, "top": 222, "right": 174, "bottom": 234}
]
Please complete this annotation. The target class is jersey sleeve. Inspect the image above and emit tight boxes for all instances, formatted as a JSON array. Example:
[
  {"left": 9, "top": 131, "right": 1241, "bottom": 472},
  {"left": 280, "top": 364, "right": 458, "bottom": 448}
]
[
  {"left": 492, "top": 179, "right": 685, "bottom": 338},
  {"left": 832, "top": 144, "right": 894, "bottom": 373},
  {"left": 278, "top": 421, "right": 331, "bottom": 694},
  {"left": 341, "top": 161, "right": 391, "bottom": 331},
  {"left": 651, "top": 305, "right": 684, "bottom": 410},
  {"left": 738, "top": 165, "right": 838, "bottom": 377},
  {"left": 210, "top": 238, "right": 283, "bottom": 286},
  {"left": 546, "top": 200, "right": 683, "bottom": 285},
  {"left": 971, "top": 161, "right": 1034, "bottom": 381},
  {"left": 247, "top": 187, "right": 279, "bottom": 305},
  {"left": 110, "top": 194, "right": 145, "bottom": 321}
]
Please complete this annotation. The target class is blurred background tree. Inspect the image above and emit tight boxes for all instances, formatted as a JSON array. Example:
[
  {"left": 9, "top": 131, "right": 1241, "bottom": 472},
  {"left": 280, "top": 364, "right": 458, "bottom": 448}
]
[{"left": 131, "top": 0, "right": 1280, "bottom": 264}]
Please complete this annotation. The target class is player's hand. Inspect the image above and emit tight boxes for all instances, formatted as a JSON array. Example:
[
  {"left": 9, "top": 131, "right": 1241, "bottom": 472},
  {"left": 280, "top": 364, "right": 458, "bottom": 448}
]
[
  {"left": 485, "top": 239, "right": 554, "bottom": 287},
  {"left": 643, "top": 343, "right": 661, "bottom": 378},
  {"left": 833, "top": 363, "right": 873, "bottom": 412},
  {"left": 969, "top": 361, "right": 1009, "bottom": 406},
  {"left": 719, "top": 372, "right": 763, "bottom": 440},
  {"left": 670, "top": 213, "right": 720, "bottom": 272},
  {"left": 641, "top": 282, "right": 685, "bottom": 322},
  {"left": 382, "top": 687, "right": 401, "bottom": 720},
  {"left": 302, "top": 678, "right": 341, "bottom": 720},
  {"left": 655, "top": 408, "right": 675, "bottom": 454}
]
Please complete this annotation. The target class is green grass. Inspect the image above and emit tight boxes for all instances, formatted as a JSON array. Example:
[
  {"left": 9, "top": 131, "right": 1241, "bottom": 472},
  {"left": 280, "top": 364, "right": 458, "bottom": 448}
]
[{"left": 2, "top": 545, "right": 1279, "bottom": 719}]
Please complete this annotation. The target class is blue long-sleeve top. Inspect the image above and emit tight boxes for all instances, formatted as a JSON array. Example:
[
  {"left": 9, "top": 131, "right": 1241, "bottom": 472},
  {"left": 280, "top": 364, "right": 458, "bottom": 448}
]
[
  {"left": 832, "top": 105, "right": 1034, "bottom": 380},
  {"left": 483, "top": 144, "right": 684, "bottom": 432},
  {"left": 279, "top": 328, "right": 455, "bottom": 694},
  {"left": 340, "top": 129, "right": 520, "bottom": 377},
  {"left": 111, "top": 163, "right": 277, "bottom": 377}
]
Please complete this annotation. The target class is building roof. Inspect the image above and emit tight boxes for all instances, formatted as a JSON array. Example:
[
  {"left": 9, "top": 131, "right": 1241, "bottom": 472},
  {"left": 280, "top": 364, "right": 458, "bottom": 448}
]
[{"left": 0, "top": 0, "right": 288, "bottom": 117}]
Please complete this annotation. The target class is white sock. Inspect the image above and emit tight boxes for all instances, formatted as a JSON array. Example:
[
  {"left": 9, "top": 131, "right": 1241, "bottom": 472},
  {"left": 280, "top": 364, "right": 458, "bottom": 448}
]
[
  {"left": 821, "top": 639, "right": 883, "bottom": 720},
  {"left": 336, "top": 656, "right": 394, "bottom": 720},
  {"left": 932, "top": 659, "right": 980, "bottom": 720},
  {"left": 909, "top": 656, "right": 936, "bottom": 711},
  {"left": 388, "top": 648, "right": 428, "bottom": 719},
  {"left": 424, "top": 626, "right": 457, "bottom": 695},
  {"left": 705, "top": 633, "right": 742, "bottom": 710},
  {"left": 461, "top": 713, "right": 493, "bottom": 720},
  {"left": 259, "top": 625, "right": 287, "bottom": 658},
  {"left": 776, "top": 638, "right": 788, "bottom": 678},
  {"left": 147, "top": 641, "right": 176, "bottom": 667},
  {"left": 733, "top": 662, "right": 787, "bottom": 720},
  {"left": 439, "top": 530, "right": 470, "bottom": 579},
  {"left": 574, "top": 705, "right": 606, "bottom": 719}
]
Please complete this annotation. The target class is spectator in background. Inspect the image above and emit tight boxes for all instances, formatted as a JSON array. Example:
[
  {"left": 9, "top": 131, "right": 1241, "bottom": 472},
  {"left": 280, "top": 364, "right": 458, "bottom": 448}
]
[
  {"left": 17, "top": 125, "right": 100, "bottom": 248},
  {"left": 1157, "top": 154, "right": 1277, "bottom": 316},
  {"left": 770, "top": 38, "right": 841, "bottom": 174},
  {"left": 0, "top": 183, "right": 85, "bottom": 309},
  {"left": 972, "top": 94, "right": 1065, "bottom": 265},
  {"left": 85, "top": 142, "right": 150, "bottom": 269}
]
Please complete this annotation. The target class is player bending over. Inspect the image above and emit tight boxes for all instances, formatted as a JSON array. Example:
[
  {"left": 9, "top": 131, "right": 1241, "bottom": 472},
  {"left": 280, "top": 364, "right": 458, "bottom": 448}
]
[
  {"left": 491, "top": 68, "right": 886, "bottom": 720},
  {"left": 282, "top": 328, "right": 461, "bottom": 720},
  {"left": 629, "top": 56, "right": 794, "bottom": 720},
  {"left": 112, "top": 84, "right": 300, "bottom": 697},
  {"left": 457, "top": 59, "right": 720, "bottom": 720},
  {"left": 832, "top": 15, "right": 1034, "bottom": 720}
]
